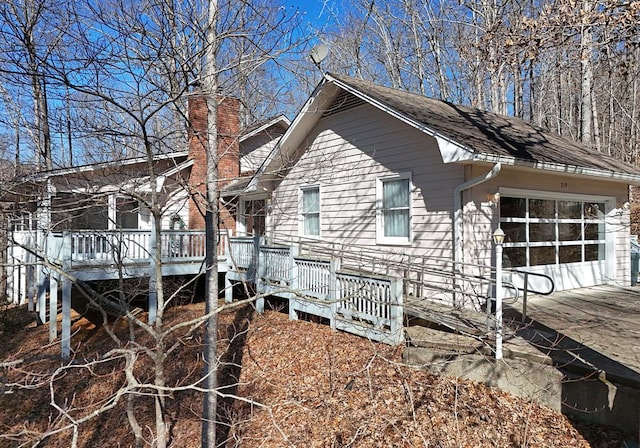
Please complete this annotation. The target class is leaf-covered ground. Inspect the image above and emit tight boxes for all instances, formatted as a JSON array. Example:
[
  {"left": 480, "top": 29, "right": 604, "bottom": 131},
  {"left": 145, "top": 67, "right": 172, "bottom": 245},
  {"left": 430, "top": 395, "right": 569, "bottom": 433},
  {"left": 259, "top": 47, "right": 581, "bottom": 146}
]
[{"left": 0, "top": 302, "right": 628, "bottom": 447}]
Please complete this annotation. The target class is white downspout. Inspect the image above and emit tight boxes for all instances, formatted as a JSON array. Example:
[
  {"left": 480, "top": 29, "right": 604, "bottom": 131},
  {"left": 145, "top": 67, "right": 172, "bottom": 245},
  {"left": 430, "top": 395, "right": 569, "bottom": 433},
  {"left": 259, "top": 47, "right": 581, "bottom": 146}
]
[{"left": 453, "top": 163, "right": 502, "bottom": 274}]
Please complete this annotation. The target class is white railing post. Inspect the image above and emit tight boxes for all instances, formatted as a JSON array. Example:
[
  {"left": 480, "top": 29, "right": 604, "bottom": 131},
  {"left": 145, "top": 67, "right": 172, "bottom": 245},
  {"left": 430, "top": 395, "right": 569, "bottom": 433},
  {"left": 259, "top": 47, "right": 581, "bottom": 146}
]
[
  {"left": 61, "top": 232, "right": 72, "bottom": 360},
  {"left": 329, "top": 257, "right": 339, "bottom": 329},
  {"left": 220, "top": 229, "right": 230, "bottom": 258},
  {"left": 493, "top": 228, "right": 505, "bottom": 360},
  {"left": 290, "top": 245, "right": 300, "bottom": 290},
  {"left": 254, "top": 236, "right": 263, "bottom": 288},
  {"left": 255, "top": 237, "right": 266, "bottom": 313},
  {"left": 289, "top": 246, "right": 300, "bottom": 320},
  {"left": 389, "top": 278, "right": 404, "bottom": 344}
]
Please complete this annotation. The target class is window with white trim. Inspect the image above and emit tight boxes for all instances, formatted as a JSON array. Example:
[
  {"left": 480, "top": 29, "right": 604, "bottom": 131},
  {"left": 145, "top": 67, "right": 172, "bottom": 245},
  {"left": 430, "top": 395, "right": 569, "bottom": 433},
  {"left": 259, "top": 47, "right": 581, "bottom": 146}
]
[
  {"left": 300, "top": 186, "right": 320, "bottom": 236},
  {"left": 500, "top": 196, "right": 606, "bottom": 268},
  {"left": 377, "top": 174, "right": 412, "bottom": 244}
]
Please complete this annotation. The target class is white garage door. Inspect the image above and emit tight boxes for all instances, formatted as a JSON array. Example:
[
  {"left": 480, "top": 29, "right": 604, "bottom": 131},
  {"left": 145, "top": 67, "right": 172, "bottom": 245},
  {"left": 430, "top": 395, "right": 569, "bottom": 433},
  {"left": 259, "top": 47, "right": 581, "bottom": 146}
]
[{"left": 499, "top": 192, "right": 610, "bottom": 293}]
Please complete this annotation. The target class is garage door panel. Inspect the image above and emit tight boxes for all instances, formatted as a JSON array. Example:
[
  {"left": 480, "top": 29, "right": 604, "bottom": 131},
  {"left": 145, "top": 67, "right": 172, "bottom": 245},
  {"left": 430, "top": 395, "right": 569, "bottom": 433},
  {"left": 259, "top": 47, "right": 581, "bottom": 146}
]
[{"left": 502, "top": 261, "right": 606, "bottom": 297}]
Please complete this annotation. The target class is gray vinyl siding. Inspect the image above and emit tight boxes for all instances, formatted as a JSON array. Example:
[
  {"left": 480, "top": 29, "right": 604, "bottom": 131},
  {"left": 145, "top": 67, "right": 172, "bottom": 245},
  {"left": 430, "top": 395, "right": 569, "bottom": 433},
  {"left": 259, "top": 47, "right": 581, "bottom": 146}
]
[
  {"left": 241, "top": 136, "right": 278, "bottom": 173},
  {"left": 269, "top": 103, "right": 463, "bottom": 259}
]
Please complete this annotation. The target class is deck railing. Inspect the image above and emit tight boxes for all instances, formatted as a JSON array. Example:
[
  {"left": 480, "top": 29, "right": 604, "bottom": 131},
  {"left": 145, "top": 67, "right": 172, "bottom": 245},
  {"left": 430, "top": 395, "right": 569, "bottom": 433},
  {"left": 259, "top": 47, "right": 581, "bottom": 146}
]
[
  {"left": 67, "top": 230, "right": 150, "bottom": 263},
  {"left": 228, "top": 236, "right": 259, "bottom": 271},
  {"left": 161, "top": 230, "right": 206, "bottom": 261},
  {"left": 335, "top": 272, "right": 402, "bottom": 337},
  {"left": 294, "top": 257, "right": 332, "bottom": 298},
  {"left": 6, "top": 229, "right": 229, "bottom": 303},
  {"left": 259, "top": 246, "right": 292, "bottom": 285},
  {"left": 226, "top": 237, "right": 404, "bottom": 344},
  {"left": 38, "top": 229, "right": 216, "bottom": 267},
  {"left": 8, "top": 228, "right": 225, "bottom": 274},
  {"left": 267, "top": 234, "right": 518, "bottom": 311}
]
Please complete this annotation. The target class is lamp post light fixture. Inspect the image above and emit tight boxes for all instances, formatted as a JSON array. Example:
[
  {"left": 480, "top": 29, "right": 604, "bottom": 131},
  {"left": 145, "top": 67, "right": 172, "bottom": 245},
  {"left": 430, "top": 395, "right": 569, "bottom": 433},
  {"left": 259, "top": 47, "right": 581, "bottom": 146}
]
[
  {"left": 493, "top": 227, "right": 505, "bottom": 360},
  {"left": 493, "top": 227, "right": 505, "bottom": 245}
]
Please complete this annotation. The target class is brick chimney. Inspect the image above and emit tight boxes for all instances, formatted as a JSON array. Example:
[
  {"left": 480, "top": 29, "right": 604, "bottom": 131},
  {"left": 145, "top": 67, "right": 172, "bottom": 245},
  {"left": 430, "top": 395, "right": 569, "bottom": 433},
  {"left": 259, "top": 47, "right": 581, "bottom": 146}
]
[{"left": 187, "top": 92, "right": 240, "bottom": 232}]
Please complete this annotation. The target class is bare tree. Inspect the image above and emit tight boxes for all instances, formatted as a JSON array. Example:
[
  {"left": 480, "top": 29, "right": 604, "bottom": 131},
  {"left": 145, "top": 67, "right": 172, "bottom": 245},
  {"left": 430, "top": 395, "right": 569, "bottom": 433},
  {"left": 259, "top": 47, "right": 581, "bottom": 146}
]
[
  {"left": 202, "top": 1, "right": 220, "bottom": 445},
  {"left": 321, "top": 0, "right": 640, "bottom": 166},
  {"left": 0, "top": 0, "right": 308, "bottom": 446},
  {"left": 0, "top": 0, "right": 72, "bottom": 170}
]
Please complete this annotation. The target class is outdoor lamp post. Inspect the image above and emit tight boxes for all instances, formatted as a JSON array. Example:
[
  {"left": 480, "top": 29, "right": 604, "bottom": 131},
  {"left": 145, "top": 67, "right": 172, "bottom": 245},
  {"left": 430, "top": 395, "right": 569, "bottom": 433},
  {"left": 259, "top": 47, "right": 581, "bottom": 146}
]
[{"left": 493, "top": 227, "right": 505, "bottom": 360}]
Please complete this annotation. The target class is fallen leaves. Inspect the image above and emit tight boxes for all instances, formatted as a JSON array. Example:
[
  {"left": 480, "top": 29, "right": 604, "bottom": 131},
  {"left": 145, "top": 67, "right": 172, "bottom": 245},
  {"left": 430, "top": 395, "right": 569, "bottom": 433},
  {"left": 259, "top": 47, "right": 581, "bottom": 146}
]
[
  {"left": 0, "top": 303, "right": 629, "bottom": 447},
  {"left": 228, "top": 311, "right": 624, "bottom": 447}
]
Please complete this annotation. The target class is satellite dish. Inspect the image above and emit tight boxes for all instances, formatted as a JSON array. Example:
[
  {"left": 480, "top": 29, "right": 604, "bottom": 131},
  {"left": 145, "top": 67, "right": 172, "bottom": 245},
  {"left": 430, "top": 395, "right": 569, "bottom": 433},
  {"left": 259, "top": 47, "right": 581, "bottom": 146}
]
[{"left": 309, "top": 43, "right": 328, "bottom": 67}]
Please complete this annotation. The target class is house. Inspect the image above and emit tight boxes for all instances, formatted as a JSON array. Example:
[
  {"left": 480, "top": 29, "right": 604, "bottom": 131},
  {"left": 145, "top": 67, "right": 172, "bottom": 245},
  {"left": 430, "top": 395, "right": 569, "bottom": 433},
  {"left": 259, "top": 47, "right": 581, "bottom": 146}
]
[
  {"left": 237, "top": 73, "right": 640, "bottom": 301},
  {"left": 4, "top": 76, "right": 639, "bottom": 431},
  {"left": 226, "top": 115, "right": 290, "bottom": 237},
  {"left": 1, "top": 93, "right": 289, "bottom": 307},
  {"left": 6, "top": 73, "right": 640, "bottom": 331}
]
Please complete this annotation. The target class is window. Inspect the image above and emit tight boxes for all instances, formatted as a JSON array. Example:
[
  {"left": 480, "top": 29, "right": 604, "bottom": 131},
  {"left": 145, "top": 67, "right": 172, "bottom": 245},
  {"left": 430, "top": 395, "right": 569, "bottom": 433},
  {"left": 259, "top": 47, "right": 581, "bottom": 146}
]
[
  {"left": 300, "top": 186, "right": 320, "bottom": 236},
  {"left": 500, "top": 195, "right": 606, "bottom": 268},
  {"left": 116, "top": 197, "right": 139, "bottom": 229},
  {"left": 377, "top": 174, "right": 412, "bottom": 244},
  {"left": 52, "top": 193, "right": 108, "bottom": 231}
]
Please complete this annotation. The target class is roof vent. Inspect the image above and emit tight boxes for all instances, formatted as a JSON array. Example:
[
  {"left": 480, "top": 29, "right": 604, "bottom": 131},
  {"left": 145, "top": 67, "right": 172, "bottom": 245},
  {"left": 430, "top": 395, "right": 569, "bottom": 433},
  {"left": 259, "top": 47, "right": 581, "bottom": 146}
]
[{"left": 322, "top": 90, "right": 365, "bottom": 117}]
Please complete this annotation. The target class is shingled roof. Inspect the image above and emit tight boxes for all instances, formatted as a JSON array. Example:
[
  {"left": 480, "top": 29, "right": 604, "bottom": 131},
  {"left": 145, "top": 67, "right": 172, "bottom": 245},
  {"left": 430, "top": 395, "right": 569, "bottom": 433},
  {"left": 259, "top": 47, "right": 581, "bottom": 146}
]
[{"left": 328, "top": 73, "right": 640, "bottom": 177}]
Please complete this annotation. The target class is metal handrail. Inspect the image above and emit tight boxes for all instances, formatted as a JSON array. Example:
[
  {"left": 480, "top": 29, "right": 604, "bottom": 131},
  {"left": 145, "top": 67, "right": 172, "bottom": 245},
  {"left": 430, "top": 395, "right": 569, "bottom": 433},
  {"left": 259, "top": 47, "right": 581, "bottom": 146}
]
[
  {"left": 505, "top": 268, "right": 555, "bottom": 322},
  {"left": 266, "top": 233, "right": 523, "bottom": 312}
]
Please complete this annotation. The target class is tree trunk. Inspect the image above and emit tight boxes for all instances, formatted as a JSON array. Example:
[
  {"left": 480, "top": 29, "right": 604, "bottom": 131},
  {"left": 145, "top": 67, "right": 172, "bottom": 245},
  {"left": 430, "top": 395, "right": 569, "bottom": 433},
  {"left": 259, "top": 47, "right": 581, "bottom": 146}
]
[
  {"left": 579, "top": 0, "right": 594, "bottom": 146},
  {"left": 202, "top": 1, "right": 219, "bottom": 446}
]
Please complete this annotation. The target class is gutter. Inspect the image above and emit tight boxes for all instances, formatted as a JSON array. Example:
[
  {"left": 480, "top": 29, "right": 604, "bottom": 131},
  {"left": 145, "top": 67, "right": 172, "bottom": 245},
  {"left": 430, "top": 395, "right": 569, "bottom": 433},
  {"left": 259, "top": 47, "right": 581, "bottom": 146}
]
[
  {"left": 471, "top": 153, "right": 640, "bottom": 185},
  {"left": 453, "top": 163, "right": 502, "bottom": 274}
]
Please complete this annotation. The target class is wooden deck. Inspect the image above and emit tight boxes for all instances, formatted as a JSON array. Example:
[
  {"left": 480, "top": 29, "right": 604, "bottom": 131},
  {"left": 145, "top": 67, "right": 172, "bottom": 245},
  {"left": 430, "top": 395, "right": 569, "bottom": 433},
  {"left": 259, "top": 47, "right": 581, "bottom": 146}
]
[
  {"left": 8, "top": 228, "right": 640, "bottom": 397},
  {"left": 6, "top": 231, "right": 530, "bottom": 360}
]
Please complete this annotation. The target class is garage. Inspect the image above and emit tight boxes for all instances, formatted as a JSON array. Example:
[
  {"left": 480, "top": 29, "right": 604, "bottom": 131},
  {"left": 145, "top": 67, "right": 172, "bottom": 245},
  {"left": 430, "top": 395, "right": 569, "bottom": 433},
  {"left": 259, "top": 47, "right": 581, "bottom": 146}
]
[{"left": 498, "top": 188, "right": 613, "bottom": 292}]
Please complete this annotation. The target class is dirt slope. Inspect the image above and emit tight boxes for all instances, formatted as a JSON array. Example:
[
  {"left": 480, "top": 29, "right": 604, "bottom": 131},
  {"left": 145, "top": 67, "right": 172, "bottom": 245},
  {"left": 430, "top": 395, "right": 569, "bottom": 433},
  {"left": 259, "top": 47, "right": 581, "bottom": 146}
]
[{"left": 0, "top": 302, "right": 625, "bottom": 447}]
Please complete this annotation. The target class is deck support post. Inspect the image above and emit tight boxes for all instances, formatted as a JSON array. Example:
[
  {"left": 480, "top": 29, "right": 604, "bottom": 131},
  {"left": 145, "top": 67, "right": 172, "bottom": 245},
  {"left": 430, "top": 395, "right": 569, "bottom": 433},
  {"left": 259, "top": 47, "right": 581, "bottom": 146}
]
[
  {"left": 37, "top": 181, "right": 53, "bottom": 322},
  {"left": 7, "top": 241, "right": 19, "bottom": 305},
  {"left": 61, "top": 233, "right": 72, "bottom": 360},
  {"left": 224, "top": 274, "right": 233, "bottom": 303},
  {"left": 288, "top": 246, "right": 300, "bottom": 321},
  {"left": 254, "top": 236, "right": 265, "bottom": 313},
  {"left": 36, "top": 230, "right": 47, "bottom": 325},
  {"left": 49, "top": 274, "right": 58, "bottom": 342},
  {"left": 27, "top": 260, "right": 34, "bottom": 311},
  {"left": 36, "top": 267, "right": 47, "bottom": 324},
  {"left": 389, "top": 278, "right": 404, "bottom": 344}
]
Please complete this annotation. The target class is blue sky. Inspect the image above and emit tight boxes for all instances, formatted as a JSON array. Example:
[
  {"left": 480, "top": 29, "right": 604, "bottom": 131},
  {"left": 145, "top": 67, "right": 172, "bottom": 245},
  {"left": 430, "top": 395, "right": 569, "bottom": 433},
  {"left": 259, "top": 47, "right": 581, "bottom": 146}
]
[{"left": 284, "top": 0, "right": 338, "bottom": 32}]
